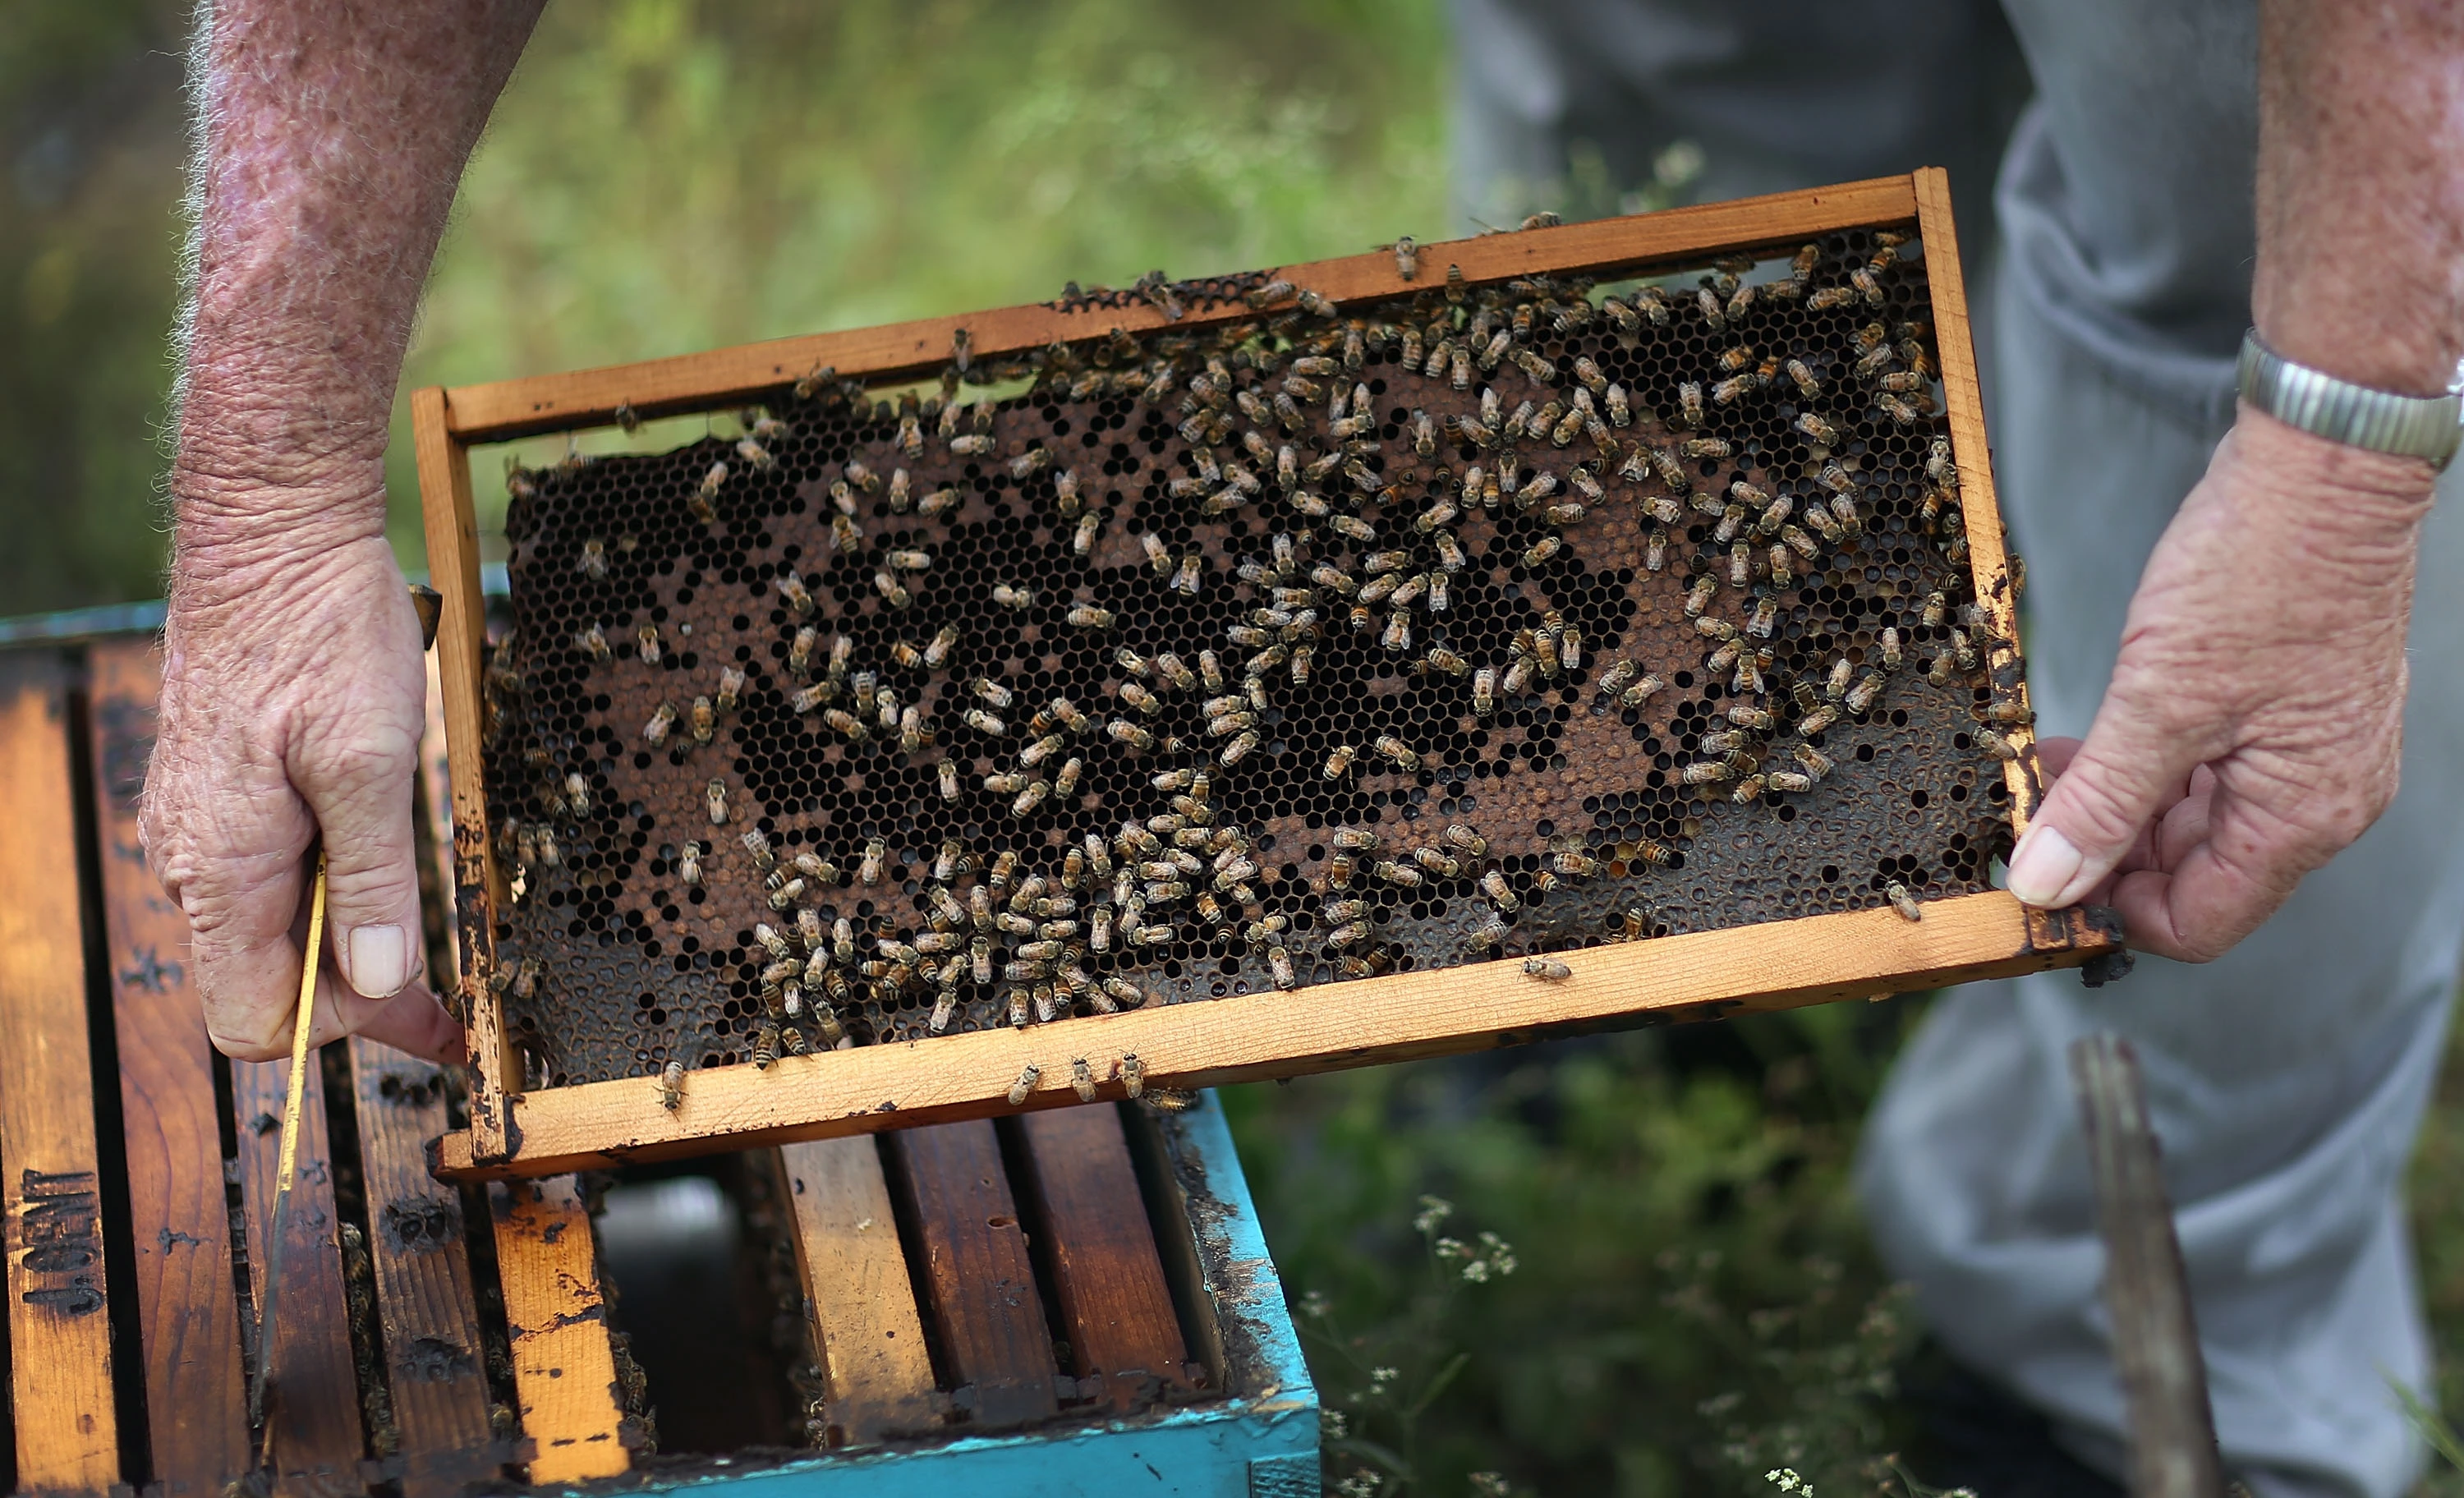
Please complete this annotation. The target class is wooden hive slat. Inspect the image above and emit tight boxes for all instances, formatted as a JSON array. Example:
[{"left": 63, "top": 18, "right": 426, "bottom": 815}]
[
  {"left": 774, "top": 1137, "right": 940, "bottom": 1448},
  {"left": 883, "top": 1123, "right": 1059, "bottom": 1429},
  {"left": 0, "top": 653, "right": 122, "bottom": 1493},
  {"left": 1014, "top": 1106, "right": 1193, "bottom": 1411},
  {"left": 415, "top": 168, "right": 2125, "bottom": 1181},
  {"left": 487, "top": 1176, "right": 628, "bottom": 1484},
  {"left": 230, "top": 1053, "right": 367, "bottom": 1489},
  {"left": 345, "top": 1038, "right": 498, "bottom": 1496},
  {"left": 87, "top": 640, "right": 252, "bottom": 1496}
]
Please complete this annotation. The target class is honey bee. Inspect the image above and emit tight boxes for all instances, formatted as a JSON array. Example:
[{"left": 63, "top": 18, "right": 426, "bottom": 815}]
[
  {"left": 1884, "top": 881, "right": 1924, "bottom": 922},
  {"left": 1469, "top": 665, "right": 1498, "bottom": 718},
  {"left": 641, "top": 701, "right": 679, "bottom": 748},
  {"left": 1354, "top": 852, "right": 1421, "bottom": 888},
  {"left": 857, "top": 836, "right": 888, "bottom": 886},
  {"left": 572, "top": 623, "right": 613, "bottom": 663},
  {"left": 1521, "top": 956, "right": 1572, "bottom": 981},
  {"left": 1845, "top": 670, "right": 1886, "bottom": 714},
  {"left": 655, "top": 1059, "right": 686, "bottom": 1111},
  {"left": 1007, "top": 1064, "right": 1042, "bottom": 1106},
  {"left": 571, "top": 536, "right": 612, "bottom": 582}
]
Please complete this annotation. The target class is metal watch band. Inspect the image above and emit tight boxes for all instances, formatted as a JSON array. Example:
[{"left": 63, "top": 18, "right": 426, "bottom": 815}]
[{"left": 2236, "top": 329, "right": 2463, "bottom": 471}]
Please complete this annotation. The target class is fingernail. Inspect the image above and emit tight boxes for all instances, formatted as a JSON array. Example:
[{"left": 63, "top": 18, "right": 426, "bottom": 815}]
[
  {"left": 2007, "top": 825, "right": 2082, "bottom": 907},
  {"left": 346, "top": 924, "right": 411, "bottom": 999}
]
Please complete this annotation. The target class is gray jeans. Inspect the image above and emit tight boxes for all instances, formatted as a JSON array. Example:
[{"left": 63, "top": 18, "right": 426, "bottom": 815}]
[{"left": 1455, "top": 3, "right": 2464, "bottom": 1495}]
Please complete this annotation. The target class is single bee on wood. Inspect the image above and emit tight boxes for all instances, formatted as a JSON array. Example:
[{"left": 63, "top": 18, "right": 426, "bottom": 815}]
[
  {"left": 657, "top": 1059, "right": 685, "bottom": 1112},
  {"left": 1523, "top": 957, "right": 1572, "bottom": 981},
  {"left": 1886, "top": 882, "right": 1924, "bottom": 921}
]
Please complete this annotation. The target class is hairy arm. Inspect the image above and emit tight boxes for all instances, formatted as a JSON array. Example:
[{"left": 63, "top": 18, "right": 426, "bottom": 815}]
[
  {"left": 2006, "top": 0, "right": 2464, "bottom": 958},
  {"left": 145, "top": 0, "right": 541, "bottom": 1060}
]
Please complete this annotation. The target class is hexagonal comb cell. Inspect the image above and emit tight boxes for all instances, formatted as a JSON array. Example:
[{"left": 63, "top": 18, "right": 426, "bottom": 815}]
[{"left": 479, "top": 228, "right": 2018, "bottom": 1088}]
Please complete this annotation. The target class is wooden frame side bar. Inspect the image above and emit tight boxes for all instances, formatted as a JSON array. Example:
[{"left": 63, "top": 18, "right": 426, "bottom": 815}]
[
  {"left": 411, "top": 386, "right": 519, "bottom": 1161},
  {"left": 1914, "top": 168, "right": 2039, "bottom": 829},
  {"left": 434, "top": 889, "right": 2114, "bottom": 1180},
  {"left": 432, "top": 176, "right": 1921, "bottom": 443}
]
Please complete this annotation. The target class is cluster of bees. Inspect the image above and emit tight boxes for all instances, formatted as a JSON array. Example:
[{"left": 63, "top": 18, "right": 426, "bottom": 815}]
[{"left": 485, "top": 217, "right": 2019, "bottom": 1087}]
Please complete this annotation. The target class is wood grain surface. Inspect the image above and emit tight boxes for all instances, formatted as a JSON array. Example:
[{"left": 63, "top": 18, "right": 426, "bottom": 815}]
[
  {"left": 488, "top": 1175, "right": 627, "bottom": 1484},
  {"left": 884, "top": 1123, "right": 1059, "bottom": 1429},
  {"left": 775, "top": 1137, "right": 940, "bottom": 1446},
  {"left": 1014, "top": 1107, "right": 1192, "bottom": 1409},
  {"left": 0, "top": 652, "right": 122, "bottom": 1491},
  {"left": 87, "top": 640, "right": 251, "bottom": 1495},
  {"left": 347, "top": 1037, "right": 497, "bottom": 1496}
]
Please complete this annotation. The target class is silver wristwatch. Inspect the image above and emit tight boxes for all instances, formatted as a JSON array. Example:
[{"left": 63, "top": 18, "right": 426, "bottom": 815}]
[{"left": 2236, "top": 329, "right": 2464, "bottom": 471}]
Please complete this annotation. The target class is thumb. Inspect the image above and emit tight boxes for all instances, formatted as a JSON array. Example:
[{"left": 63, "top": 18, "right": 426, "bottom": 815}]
[
  {"left": 2006, "top": 682, "right": 2205, "bottom": 910},
  {"left": 296, "top": 703, "right": 428, "bottom": 1001}
]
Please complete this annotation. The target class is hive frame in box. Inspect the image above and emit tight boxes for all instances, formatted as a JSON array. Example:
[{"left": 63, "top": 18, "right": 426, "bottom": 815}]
[{"left": 418, "top": 168, "right": 2121, "bottom": 1182}]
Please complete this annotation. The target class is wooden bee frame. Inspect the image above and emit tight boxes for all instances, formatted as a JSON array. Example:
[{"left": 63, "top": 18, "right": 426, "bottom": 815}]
[{"left": 417, "top": 168, "right": 2119, "bottom": 1182}]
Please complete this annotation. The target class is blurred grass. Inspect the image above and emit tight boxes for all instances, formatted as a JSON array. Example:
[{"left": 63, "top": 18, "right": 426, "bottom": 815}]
[
  {"left": 0, "top": 0, "right": 1445, "bottom": 610},
  {"left": 10, "top": 6, "right": 2464, "bottom": 1494}
]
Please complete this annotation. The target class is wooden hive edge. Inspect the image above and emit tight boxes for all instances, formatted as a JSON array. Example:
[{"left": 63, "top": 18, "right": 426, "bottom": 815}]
[{"left": 431, "top": 889, "right": 2115, "bottom": 1180}]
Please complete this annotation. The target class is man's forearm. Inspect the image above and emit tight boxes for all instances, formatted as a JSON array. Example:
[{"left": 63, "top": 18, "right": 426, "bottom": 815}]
[
  {"left": 2256, "top": 0, "right": 2464, "bottom": 396},
  {"left": 176, "top": 0, "right": 541, "bottom": 596}
]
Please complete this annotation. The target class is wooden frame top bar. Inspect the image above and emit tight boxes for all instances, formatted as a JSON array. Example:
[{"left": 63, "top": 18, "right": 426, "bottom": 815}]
[{"left": 435, "top": 176, "right": 1919, "bottom": 444}]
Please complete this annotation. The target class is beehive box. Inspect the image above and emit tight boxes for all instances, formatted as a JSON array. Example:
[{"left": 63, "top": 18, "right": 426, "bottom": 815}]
[
  {"left": 419, "top": 169, "right": 2123, "bottom": 1182},
  {"left": 0, "top": 632, "right": 1315, "bottom": 1498}
]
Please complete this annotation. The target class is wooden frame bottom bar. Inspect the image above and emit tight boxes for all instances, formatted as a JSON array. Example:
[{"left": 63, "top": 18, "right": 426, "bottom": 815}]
[{"left": 434, "top": 890, "right": 2114, "bottom": 1181}]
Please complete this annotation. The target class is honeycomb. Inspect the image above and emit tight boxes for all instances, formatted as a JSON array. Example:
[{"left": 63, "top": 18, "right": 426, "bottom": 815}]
[{"left": 479, "top": 227, "right": 2021, "bottom": 1087}]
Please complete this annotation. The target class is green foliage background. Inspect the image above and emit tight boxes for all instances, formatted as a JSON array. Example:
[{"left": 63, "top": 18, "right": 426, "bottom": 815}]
[{"left": 7, "top": 3, "right": 2464, "bottom": 1494}]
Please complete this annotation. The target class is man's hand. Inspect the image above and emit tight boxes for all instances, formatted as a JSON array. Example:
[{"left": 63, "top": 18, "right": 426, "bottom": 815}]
[
  {"left": 2002, "top": 0, "right": 2462, "bottom": 961},
  {"left": 143, "top": 523, "right": 461, "bottom": 1061},
  {"left": 162, "top": 0, "right": 540, "bottom": 1061},
  {"left": 2006, "top": 411, "right": 2434, "bottom": 961}
]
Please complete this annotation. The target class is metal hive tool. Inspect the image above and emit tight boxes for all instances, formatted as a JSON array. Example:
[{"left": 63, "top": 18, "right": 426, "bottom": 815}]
[{"left": 478, "top": 223, "right": 2021, "bottom": 1091}]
